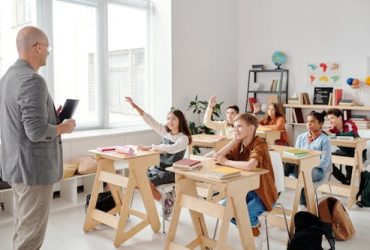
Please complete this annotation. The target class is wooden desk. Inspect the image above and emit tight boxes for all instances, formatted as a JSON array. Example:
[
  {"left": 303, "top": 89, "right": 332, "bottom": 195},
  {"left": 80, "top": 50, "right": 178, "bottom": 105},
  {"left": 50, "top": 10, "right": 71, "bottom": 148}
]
[
  {"left": 257, "top": 128, "right": 281, "bottom": 146},
  {"left": 190, "top": 134, "right": 231, "bottom": 153},
  {"left": 83, "top": 149, "right": 160, "bottom": 247},
  {"left": 271, "top": 145, "right": 322, "bottom": 237},
  {"left": 165, "top": 159, "right": 267, "bottom": 250},
  {"left": 318, "top": 138, "right": 367, "bottom": 208}
]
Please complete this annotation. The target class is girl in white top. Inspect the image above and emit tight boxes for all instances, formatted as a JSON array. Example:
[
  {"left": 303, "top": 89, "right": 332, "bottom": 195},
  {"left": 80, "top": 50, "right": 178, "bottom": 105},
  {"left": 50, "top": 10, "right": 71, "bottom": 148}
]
[
  {"left": 203, "top": 95, "right": 239, "bottom": 139},
  {"left": 125, "top": 97, "right": 192, "bottom": 201}
]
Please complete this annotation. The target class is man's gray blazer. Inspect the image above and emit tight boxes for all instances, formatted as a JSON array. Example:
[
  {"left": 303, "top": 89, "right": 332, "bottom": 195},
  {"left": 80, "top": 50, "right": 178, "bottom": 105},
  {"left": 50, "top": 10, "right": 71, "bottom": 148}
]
[{"left": 0, "top": 59, "right": 63, "bottom": 185}]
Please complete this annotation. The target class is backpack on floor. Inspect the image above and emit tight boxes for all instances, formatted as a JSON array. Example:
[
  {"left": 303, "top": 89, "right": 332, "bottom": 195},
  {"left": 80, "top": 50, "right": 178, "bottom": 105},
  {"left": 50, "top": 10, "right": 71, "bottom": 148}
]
[
  {"left": 287, "top": 211, "right": 335, "bottom": 250},
  {"left": 356, "top": 170, "right": 370, "bottom": 207},
  {"left": 85, "top": 191, "right": 116, "bottom": 213},
  {"left": 318, "top": 197, "right": 355, "bottom": 241}
]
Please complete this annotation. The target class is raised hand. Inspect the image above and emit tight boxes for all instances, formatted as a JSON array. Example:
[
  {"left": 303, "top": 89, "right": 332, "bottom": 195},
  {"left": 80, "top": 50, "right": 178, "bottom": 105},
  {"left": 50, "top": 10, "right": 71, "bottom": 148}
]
[
  {"left": 125, "top": 96, "right": 135, "bottom": 107},
  {"left": 208, "top": 95, "right": 217, "bottom": 108}
]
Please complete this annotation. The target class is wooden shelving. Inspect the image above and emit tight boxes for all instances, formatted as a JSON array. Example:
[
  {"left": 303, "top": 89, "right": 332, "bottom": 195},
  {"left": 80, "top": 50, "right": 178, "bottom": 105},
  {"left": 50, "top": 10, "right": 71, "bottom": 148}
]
[{"left": 284, "top": 104, "right": 370, "bottom": 111}]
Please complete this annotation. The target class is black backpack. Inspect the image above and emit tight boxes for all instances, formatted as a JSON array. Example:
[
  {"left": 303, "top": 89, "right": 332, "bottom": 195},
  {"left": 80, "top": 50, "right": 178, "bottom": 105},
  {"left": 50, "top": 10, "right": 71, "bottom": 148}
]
[
  {"left": 356, "top": 170, "right": 370, "bottom": 207},
  {"left": 287, "top": 211, "right": 335, "bottom": 250},
  {"left": 85, "top": 191, "right": 116, "bottom": 212}
]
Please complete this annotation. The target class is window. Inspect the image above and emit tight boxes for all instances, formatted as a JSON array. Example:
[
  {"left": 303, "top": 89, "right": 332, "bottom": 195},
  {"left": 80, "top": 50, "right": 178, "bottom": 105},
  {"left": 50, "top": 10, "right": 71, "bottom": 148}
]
[
  {"left": 52, "top": 0, "right": 150, "bottom": 128},
  {"left": 107, "top": 3, "right": 148, "bottom": 126},
  {"left": 0, "top": 0, "right": 152, "bottom": 130},
  {"left": 0, "top": 0, "right": 36, "bottom": 76},
  {"left": 53, "top": 1, "right": 98, "bottom": 127}
]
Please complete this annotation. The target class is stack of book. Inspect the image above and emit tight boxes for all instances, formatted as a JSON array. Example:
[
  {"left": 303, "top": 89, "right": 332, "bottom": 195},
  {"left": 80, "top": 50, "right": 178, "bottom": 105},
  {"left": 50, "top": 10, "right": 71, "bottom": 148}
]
[
  {"left": 288, "top": 97, "right": 300, "bottom": 104},
  {"left": 282, "top": 148, "right": 309, "bottom": 158},
  {"left": 207, "top": 166, "right": 242, "bottom": 180},
  {"left": 172, "top": 158, "right": 202, "bottom": 171},
  {"left": 335, "top": 136, "right": 354, "bottom": 141},
  {"left": 350, "top": 115, "right": 370, "bottom": 129},
  {"left": 338, "top": 99, "right": 355, "bottom": 106}
]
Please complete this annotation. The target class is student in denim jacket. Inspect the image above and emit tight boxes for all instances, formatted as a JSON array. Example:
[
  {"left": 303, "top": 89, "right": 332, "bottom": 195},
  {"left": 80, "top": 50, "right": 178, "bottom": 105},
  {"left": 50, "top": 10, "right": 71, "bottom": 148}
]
[{"left": 285, "top": 111, "right": 331, "bottom": 205}]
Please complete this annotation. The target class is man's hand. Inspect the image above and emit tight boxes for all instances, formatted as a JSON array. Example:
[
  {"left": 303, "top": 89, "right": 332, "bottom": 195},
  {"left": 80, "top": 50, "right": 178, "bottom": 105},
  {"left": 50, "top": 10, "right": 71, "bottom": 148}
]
[
  {"left": 56, "top": 105, "right": 62, "bottom": 115},
  {"left": 57, "top": 119, "right": 76, "bottom": 135}
]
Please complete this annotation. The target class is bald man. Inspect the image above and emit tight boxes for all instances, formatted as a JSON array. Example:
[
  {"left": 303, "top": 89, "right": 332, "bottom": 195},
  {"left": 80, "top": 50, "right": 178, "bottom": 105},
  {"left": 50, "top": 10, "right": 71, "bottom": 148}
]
[{"left": 0, "top": 26, "right": 76, "bottom": 250}]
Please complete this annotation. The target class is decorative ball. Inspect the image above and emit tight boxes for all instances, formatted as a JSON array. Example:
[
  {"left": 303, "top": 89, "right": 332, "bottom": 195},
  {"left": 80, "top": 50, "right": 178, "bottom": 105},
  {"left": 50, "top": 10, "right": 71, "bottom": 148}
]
[
  {"left": 352, "top": 79, "right": 360, "bottom": 89},
  {"left": 366, "top": 76, "right": 370, "bottom": 86},
  {"left": 272, "top": 51, "right": 286, "bottom": 69},
  {"left": 346, "top": 78, "right": 354, "bottom": 85}
]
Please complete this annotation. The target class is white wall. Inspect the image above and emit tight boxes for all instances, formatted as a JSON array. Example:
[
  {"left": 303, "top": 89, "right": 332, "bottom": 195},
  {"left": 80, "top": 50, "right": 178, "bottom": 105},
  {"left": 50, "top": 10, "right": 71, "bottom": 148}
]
[
  {"left": 238, "top": 0, "right": 370, "bottom": 107},
  {"left": 171, "top": 0, "right": 239, "bottom": 121}
]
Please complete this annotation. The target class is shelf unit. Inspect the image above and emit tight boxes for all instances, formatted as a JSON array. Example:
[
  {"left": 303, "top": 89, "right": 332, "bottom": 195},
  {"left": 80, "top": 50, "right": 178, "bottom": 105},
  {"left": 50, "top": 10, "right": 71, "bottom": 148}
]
[
  {"left": 284, "top": 104, "right": 370, "bottom": 111},
  {"left": 0, "top": 173, "right": 95, "bottom": 225},
  {"left": 284, "top": 104, "right": 370, "bottom": 133},
  {"left": 246, "top": 69, "right": 289, "bottom": 112}
]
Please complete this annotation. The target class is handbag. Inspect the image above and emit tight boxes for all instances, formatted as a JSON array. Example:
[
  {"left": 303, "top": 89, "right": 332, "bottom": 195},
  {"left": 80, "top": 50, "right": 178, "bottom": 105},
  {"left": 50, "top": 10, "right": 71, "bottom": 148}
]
[{"left": 85, "top": 191, "right": 116, "bottom": 212}]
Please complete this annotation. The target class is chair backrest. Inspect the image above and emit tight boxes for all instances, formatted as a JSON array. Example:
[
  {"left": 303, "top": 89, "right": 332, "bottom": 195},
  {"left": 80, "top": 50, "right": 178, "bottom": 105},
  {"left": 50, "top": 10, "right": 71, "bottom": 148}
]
[{"left": 269, "top": 151, "right": 285, "bottom": 194}]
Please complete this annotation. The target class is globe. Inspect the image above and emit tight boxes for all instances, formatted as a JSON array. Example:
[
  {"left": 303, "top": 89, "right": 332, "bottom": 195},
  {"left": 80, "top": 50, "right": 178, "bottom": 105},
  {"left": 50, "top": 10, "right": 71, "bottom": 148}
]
[{"left": 272, "top": 51, "right": 286, "bottom": 69}]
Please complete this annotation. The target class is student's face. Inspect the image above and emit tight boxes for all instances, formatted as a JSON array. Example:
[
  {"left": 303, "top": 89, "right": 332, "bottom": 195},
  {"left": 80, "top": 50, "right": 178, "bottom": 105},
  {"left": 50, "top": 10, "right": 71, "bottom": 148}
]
[
  {"left": 226, "top": 108, "right": 238, "bottom": 125},
  {"left": 328, "top": 114, "right": 342, "bottom": 128},
  {"left": 267, "top": 105, "right": 276, "bottom": 117},
  {"left": 167, "top": 113, "right": 179, "bottom": 132},
  {"left": 306, "top": 115, "right": 322, "bottom": 132},
  {"left": 233, "top": 119, "right": 255, "bottom": 140}
]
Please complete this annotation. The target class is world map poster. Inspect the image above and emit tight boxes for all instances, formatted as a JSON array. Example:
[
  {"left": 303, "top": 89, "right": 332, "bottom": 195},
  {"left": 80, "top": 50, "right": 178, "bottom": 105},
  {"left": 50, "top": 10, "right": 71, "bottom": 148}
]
[{"left": 308, "top": 62, "right": 341, "bottom": 85}]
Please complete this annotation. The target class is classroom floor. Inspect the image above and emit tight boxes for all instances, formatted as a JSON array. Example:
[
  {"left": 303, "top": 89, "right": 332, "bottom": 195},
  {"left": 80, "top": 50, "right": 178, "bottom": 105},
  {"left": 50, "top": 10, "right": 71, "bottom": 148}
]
[{"left": 0, "top": 186, "right": 370, "bottom": 249}]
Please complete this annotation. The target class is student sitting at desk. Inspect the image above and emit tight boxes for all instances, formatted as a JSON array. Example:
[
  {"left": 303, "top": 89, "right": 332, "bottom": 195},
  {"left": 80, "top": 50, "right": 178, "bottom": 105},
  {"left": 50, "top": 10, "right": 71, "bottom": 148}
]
[
  {"left": 284, "top": 111, "right": 331, "bottom": 205},
  {"left": 213, "top": 113, "right": 278, "bottom": 241},
  {"left": 257, "top": 103, "right": 289, "bottom": 145},
  {"left": 327, "top": 108, "right": 366, "bottom": 185},
  {"left": 203, "top": 95, "right": 239, "bottom": 139},
  {"left": 125, "top": 97, "right": 192, "bottom": 218}
]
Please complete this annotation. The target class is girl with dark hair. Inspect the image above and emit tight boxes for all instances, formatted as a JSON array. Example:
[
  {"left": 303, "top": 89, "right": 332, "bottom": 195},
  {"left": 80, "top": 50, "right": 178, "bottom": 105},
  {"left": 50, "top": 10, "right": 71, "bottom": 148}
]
[
  {"left": 284, "top": 111, "right": 331, "bottom": 205},
  {"left": 125, "top": 97, "right": 192, "bottom": 218},
  {"left": 258, "top": 103, "right": 289, "bottom": 145},
  {"left": 327, "top": 108, "right": 363, "bottom": 185}
]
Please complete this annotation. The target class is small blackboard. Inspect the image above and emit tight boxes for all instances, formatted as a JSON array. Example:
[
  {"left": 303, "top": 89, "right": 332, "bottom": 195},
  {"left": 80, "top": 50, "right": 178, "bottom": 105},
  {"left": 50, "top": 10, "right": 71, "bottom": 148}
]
[{"left": 313, "top": 87, "right": 333, "bottom": 105}]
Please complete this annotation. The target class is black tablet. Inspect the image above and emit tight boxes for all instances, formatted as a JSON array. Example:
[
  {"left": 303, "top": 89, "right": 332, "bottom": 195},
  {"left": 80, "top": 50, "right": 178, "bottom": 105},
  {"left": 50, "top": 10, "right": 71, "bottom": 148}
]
[{"left": 59, "top": 99, "right": 79, "bottom": 122}]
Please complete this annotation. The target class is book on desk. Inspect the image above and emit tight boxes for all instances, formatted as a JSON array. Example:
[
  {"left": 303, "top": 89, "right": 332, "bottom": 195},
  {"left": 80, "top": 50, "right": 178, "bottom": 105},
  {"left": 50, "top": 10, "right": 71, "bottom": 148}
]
[
  {"left": 207, "top": 166, "right": 242, "bottom": 179},
  {"left": 172, "top": 158, "right": 202, "bottom": 170},
  {"left": 282, "top": 148, "right": 309, "bottom": 158}
]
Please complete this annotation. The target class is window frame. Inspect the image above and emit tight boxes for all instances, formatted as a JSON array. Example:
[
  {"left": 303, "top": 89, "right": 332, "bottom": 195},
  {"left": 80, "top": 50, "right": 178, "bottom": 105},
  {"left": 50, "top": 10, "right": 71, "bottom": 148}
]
[{"left": 35, "top": 0, "right": 151, "bottom": 130}]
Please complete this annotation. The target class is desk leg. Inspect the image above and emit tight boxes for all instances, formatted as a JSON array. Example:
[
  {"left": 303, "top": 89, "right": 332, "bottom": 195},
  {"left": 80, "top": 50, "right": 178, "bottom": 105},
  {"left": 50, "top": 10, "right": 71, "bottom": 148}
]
[
  {"left": 289, "top": 172, "right": 304, "bottom": 238},
  {"left": 302, "top": 169, "right": 316, "bottom": 215},
  {"left": 134, "top": 166, "right": 161, "bottom": 233},
  {"left": 185, "top": 179, "right": 209, "bottom": 250},
  {"left": 165, "top": 177, "right": 186, "bottom": 249},
  {"left": 83, "top": 158, "right": 114, "bottom": 232},
  {"left": 114, "top": 174, "right": 137, "bottom": 247},
  {"left": 348, "top": 149, "right": 363, "bottom": 208}
]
